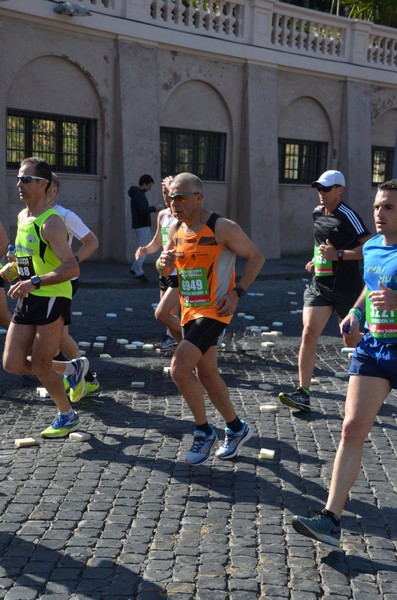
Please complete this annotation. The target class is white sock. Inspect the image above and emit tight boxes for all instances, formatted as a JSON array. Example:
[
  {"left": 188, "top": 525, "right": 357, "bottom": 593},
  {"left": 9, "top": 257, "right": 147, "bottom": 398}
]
[
  {"left": 63, "top": 362, "right": 76, "bottom": 376},
  {"left": 60, "top": 408, "right": 74, "bottom": 417}
]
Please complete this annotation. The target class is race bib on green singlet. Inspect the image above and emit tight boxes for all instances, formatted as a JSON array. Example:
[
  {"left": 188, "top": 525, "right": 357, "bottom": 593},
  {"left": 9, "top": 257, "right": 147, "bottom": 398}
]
[
  {"left": 178, "top": 267, "right": 211, "bottom": 307},
  {"left": 16, "top": 256, "right": 34, "bottom": 280},
  {"left": 366, "top": 291, "right": 397, "bottom": 339},
  {"left": 313, "top": 244, "right": 333, "bottom": 277}
]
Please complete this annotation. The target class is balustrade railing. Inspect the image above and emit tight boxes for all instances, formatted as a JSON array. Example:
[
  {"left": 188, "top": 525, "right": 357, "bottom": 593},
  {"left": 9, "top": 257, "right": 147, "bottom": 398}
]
[
  {"left": 368, "top": 32, "right": 397, "bottom": 67},
  {"left": 149, "top": 0, "right": 245, "bottom": 38},
  {"left": 43, "top": 0, "right": 397, "bottom": 70},
  {"left": 271, "top": 12, "right": 345, "bottom": 58}
]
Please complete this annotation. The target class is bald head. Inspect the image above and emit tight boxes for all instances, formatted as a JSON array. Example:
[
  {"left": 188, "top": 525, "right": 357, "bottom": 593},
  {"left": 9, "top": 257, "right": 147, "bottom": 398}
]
[{"left": 172, "top": 173, "right": 204, "bottom": 196}]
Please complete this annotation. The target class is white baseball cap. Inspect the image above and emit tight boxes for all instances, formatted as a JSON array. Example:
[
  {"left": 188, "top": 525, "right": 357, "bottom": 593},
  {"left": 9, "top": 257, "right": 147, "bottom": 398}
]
[{"left": 311, "top": 170, "right": 345, "bottom": 188}]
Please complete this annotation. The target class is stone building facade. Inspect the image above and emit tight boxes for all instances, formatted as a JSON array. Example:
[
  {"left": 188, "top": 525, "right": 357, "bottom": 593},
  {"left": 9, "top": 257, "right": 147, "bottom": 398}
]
[{"left": 0, "top": 0, "right": 396, "bottom": 260}]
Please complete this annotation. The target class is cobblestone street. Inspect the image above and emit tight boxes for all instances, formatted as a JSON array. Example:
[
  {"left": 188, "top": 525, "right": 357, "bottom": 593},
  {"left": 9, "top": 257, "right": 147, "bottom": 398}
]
[{"left": 1, "top": 274, "right": 397, "bottom": 599}]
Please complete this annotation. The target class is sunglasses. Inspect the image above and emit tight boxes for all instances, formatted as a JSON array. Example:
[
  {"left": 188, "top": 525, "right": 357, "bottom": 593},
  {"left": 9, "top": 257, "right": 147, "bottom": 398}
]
[
  {"left": 17, "top": 175, "right": 49, "bottom": 184},
  {"left": 167, "top": 192, "right": 200, "bottom": 201},
  {"left": 316, "top": 185, "right": 341, "bottom": 193}
]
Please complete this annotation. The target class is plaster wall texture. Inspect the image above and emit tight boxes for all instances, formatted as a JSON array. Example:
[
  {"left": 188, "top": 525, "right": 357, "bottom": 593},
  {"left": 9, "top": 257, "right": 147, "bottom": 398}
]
[{"left": 0, "top": 8, "right": 396, "bottom": 260}]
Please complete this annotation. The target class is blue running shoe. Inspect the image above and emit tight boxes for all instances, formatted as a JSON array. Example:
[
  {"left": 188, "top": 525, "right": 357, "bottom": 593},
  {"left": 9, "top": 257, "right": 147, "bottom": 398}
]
[
  {"left": 185, "top": 426, "right": 218, "bottom": 466},
  {"left": 41, "top": 411, "right": 80, "bottom": 438},
  {"left": 215, "top": 421, "right": 253, "bottom": 460},
  {"left": 292, "top": 510, "right": 341, "bottom": 548},
  {"left": 67, "top": 357, "right": 89, "bottom": 403}
]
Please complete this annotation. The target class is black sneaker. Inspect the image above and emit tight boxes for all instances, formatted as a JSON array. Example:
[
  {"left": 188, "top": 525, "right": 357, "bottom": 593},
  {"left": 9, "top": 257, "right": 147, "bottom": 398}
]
[
  {"left": 134, "top": 274, "right": 149, "bottom": 283},
  {"left": 278, "top": 387, "right": 310, "bottom": 412},
  {"left": 129, "top": 268, "right": 135, "bottom": 275}
]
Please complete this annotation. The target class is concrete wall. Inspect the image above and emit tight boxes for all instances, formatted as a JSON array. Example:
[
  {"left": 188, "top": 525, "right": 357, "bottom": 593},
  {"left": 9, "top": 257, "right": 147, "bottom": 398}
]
[{"left": 0, "top": 8, "right": 397, "bottom": 262}]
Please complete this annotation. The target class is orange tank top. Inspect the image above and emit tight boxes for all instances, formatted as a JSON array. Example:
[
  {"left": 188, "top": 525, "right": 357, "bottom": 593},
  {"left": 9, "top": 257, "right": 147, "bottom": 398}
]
[{"left": 174, "top": 212, "right": 236, "bottom": 326}]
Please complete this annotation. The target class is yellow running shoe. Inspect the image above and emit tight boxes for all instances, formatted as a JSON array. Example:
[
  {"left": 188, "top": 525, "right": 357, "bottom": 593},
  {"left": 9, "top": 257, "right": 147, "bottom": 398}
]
[
  {"left": 67, "top": 357, "right": 89, "bottom": 403},
  {"left": 41, "top": 411, "right": 79, "bottom": 438},
  {"left": 83, "top": 377, "right": 100, "bottom": 398}
]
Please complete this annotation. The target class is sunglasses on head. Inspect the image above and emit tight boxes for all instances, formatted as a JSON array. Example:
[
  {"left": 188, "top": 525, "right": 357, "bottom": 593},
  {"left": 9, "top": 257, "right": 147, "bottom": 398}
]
[
  {"left": 316, "top": 184, "right": 341, "bottom": 193},
  {"left": 17, "top": 175, "right": 48, "bottom": 184},
  {"left": 167, "top": 192, "right": 200, "bottom": 201}
]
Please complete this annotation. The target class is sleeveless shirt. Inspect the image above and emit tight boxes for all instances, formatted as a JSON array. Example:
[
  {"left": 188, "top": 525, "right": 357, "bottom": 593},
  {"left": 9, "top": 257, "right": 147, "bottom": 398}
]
[
  {"left": 15, "top": 208, "right": 72, "bottom": 299},
  {"left": 173, "top": 212, "right": 235, "bottom": 326}
]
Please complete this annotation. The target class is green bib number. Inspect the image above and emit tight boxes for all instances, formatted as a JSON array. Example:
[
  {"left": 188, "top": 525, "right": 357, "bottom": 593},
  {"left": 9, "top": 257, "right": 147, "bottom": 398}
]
[
  {"left": 314, "top": 244, "right": 333, "bottom": 277},
  {"left": 178, "top": 267, "right": 211, "bottom": 307},
  {"left": 366, "top": 291, "right": 397, "bottom": 339}
]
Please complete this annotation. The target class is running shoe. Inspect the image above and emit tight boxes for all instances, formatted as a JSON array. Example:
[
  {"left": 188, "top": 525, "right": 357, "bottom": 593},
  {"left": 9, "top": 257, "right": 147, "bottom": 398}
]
[
  {"left": 41, "top": 411, "right": 80, "bottom": 438},
  {"left": 67, "top": 357, "right": 89, "bottom": 403},
  {"left": 185, "top": 426, "right": 218, "bottom": 466},
  {"left": 215, "top": 421, "right": 253, "bottom": 460},
  {"left": 63, "top": 378, "right": 70, "bottom": 393},
  {"left": 216, "top": 329, "right": 226, "bottom": 349},
  {"left": 278, "top": 387, "right": 311, "bottom": 412},
  {"left": 292, "top": 510, "right": 341, "bottom": 547},
  {"left": 155, "top": 335, "right": 178, "bottom": 350},
  {"left": 83, "top": 377, "right": 101, "bottom": 398}
]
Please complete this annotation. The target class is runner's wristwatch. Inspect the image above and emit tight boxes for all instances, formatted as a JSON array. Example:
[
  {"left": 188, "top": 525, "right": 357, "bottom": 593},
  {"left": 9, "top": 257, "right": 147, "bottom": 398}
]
[
  {"left": 233, "top": 284, "right": 245, "bottom": 298},
  {"left": 30, "top": 275, "right": 41, "bottom": 289},
  {"left": 337, "top": 249, "right": 344, "bottom": 261}
]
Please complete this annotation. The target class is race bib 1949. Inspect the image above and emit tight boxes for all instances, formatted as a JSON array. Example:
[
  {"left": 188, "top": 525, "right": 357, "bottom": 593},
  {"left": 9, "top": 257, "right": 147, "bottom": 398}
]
[
  {"left": 178, "top": 267, "right": 211, "bottom": 307},
  {"left": 366, "top": 291, "right": 397, "bottom": 339},
  {"left": 314, "top": 245, "right": 333, "bottom": 277}
]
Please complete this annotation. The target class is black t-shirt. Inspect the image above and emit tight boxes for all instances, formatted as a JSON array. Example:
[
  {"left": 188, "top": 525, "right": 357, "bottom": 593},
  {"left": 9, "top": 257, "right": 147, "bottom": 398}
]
[{"left": 311, "top": 201, "right": 370, "bottom": 294}]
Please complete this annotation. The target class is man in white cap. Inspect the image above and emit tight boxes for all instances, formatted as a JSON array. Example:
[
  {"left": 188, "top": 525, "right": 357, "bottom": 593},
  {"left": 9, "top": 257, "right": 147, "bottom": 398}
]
[{"left": 279, "top": 170, "right": 372, "bottom": 412}]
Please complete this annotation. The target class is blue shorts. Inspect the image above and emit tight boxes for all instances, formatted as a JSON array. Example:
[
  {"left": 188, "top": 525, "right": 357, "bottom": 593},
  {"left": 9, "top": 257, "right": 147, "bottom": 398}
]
[{"left": 349, "top": 331, "right": 397, "bottom": 388}]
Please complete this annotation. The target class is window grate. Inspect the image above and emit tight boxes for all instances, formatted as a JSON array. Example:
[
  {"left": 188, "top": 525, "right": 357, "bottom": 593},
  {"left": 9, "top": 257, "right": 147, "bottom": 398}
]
[
  {"left": 372, "top": 146, "right": 394, "bottom": 186},
  {"left": 160, "top": 127, "right": 226, "bottom": 181},
  {"left": 278, "top": 138, "right": 328, "bottom": 184},
  {"left": 7, "top": 109, "right": 97, "bottom": 174}
]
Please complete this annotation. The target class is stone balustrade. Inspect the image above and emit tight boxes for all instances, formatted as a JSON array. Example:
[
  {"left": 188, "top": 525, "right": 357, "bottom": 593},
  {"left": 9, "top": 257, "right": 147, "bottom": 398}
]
[{"left": 23, "top": 0, "right": 397, "bottom": 70}]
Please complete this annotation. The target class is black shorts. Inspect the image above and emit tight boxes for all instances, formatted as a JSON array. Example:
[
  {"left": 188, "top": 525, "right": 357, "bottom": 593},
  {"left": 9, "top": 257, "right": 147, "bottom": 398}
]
[
  {"left": 0, "top": 276, "right": 4, "bottom": 289},
  {"left": 159, "top": 275, "right": 179, "bottom": 292},
  {"left": 303, "top": 283, "right": 359, "bottom": 320},
  {"left": 183, "top": 317, "right": 226, "bottom": 354},
  {"left": 12, "top": 294, "right": 71, "bottom": 326}
]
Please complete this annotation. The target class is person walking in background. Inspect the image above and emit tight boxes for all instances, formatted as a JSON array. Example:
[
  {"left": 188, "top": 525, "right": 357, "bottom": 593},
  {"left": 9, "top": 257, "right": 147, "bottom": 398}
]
[
  {"left": 292, "top": 179, "right": 397, "bottom": 548},
  {"left": 135, "top": 175, "right": 180, "bottom": 350},
  {"left": 158, "top": 172, "right": 264, "bottom": 466},
  {"left": 0, "top": 220, "right": 12, "bottom": 329},
  {"left": 1, "top": 157, "right": 88, "bottom": 438},
  {"left": 278, "top": 170, "right": 371, "bottom": 413},
  {"left": 48, "top": 173, "right": 100, "bottom": 400},
  {"left": 129, "top": 174, "right": 156, "bottom": 283}
]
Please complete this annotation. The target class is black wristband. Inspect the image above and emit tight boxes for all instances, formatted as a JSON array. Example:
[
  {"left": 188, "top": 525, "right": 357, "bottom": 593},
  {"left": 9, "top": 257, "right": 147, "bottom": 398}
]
[{"left": 233, "top": 284, "right": 245, "bottom": 299}]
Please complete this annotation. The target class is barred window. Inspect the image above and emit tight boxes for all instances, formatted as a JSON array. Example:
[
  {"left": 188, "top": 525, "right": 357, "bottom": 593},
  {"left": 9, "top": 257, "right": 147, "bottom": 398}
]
[
  {"left": 278, "top": 139, "right": 328, "bottom": 184},
  {"left": 372, "top": 147, "right": 394, "bottom": 186},
  {"left": 160, "top": 127, "right": 226, "bottom": 181},
  {"left": 7, "top": 109, "right": 97, "bottom": 174}
]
